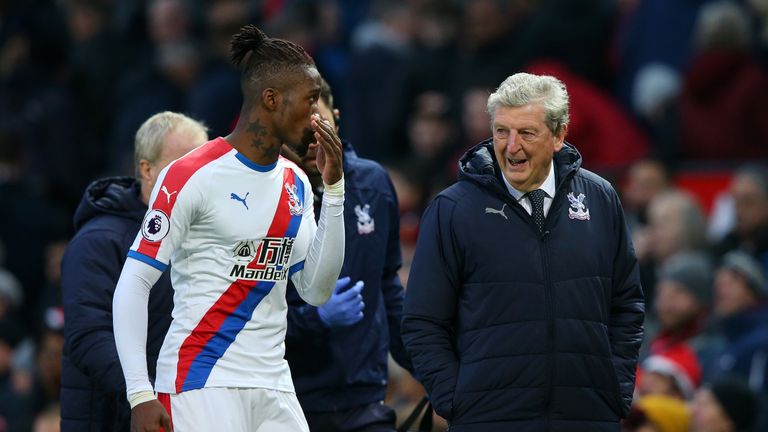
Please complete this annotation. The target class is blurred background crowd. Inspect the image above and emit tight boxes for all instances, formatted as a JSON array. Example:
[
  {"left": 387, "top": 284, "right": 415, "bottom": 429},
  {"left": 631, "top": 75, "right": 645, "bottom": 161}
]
[{"left": 0, "top": 0, "right": 767, "bottom": 431}]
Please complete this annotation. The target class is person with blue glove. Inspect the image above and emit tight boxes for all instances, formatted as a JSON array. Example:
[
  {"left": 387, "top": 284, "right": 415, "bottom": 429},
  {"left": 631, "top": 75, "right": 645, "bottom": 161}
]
[{"left": 283, "top": 78, "right": 413, "bottom": 432}]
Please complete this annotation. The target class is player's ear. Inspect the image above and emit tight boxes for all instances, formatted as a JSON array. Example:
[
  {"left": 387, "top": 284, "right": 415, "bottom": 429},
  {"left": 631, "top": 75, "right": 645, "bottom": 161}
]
[{"left": 261, "top": 87, "right": 281, "bottom": 111}]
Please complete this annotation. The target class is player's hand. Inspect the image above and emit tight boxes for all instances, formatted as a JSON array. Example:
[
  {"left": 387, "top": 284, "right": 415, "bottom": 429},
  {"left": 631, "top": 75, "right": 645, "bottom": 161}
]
[
  {"left": 311, "top": 113, "right": 343, "bottom": 185},
  {"left": 131, "top": 399, "right": 172, "bottom": 432},
  {"left": 318, "top": 277, "right": 364, "bottom": 328}
]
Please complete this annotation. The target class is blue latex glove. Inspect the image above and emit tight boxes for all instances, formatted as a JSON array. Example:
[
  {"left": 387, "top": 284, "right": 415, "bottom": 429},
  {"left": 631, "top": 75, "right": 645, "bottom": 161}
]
[{"left": 318, "top": 277, "right": 365, "bottom": 328}]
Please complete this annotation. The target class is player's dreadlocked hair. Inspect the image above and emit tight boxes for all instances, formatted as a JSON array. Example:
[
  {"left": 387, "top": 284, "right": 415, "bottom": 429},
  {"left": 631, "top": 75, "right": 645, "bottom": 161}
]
[{"left": 230, "top": 25, "right": 315, "bottom": 93}]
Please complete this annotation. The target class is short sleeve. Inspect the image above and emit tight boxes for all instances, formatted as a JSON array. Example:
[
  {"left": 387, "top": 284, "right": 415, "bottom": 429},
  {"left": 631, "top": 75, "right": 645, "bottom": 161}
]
[{"left": 128, "top": 165, "right": 202, "bottom": 271}]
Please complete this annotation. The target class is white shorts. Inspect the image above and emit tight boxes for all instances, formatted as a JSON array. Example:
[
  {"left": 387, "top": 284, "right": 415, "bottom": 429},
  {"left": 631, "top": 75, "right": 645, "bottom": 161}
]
[{"left": 158, "top": 387, "right": 309, "bottom": 432}]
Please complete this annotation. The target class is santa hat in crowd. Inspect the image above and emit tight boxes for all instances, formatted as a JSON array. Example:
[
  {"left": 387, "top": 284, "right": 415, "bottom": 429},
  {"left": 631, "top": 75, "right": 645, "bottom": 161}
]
[{"left": 642, "top": 344, "right": 702, "bottom": 400}]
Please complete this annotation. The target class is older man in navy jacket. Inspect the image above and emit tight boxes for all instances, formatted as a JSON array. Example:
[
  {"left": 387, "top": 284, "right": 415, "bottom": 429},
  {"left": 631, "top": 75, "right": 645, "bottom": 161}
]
[
  {"left": 402, "top": 73, "right": 645, "bottom": 432},
  {"left": 60, "top": 112, "right": 206, "bottom": 431}
]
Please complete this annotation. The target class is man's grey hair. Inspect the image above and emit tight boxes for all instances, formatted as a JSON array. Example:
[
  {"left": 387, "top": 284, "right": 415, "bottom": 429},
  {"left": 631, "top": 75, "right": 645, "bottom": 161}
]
[
  {"left": 133, "top": 111, "right": 208, "bottom": 173},
  {"left": 486, "top": 73, "right": 570, "bottom": 135}
]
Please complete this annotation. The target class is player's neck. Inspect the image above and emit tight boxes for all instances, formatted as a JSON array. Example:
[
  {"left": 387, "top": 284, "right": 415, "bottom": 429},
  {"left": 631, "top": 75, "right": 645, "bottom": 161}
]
[{"left": 225, "top": 111, "right": 281, "bottom": 165}]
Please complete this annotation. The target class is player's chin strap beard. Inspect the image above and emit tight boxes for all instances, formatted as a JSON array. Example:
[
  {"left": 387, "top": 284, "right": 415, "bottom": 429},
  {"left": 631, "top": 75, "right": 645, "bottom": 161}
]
[{"left": 297, "top": 128, "right": 315, "bottom": 154}]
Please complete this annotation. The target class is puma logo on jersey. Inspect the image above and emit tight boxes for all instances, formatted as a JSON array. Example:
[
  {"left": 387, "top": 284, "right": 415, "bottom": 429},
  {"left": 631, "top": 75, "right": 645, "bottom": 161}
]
[
  {"left": 230, "top": 192, "right": 250, "bottom": 210},
  {"left": 485, "top": 203, "right": 508, "bottom": 220},
  {"left": 161, "top": 186, "right": 178, "bottom": 203}
]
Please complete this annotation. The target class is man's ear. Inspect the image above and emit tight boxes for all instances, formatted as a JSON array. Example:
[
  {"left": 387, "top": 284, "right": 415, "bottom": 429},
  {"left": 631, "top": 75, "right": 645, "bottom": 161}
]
[
  {"left": 553, "top": 123, "right": 568, "bottom": 152},
  {"left": 138, "top": 159, "right": 152, "bottom": 184},
  {"left": 333, "top": 108, "right": 341, "bottom": 133},
  {"left": 261, "top": 88, "right": 281, "bottom": 111}
]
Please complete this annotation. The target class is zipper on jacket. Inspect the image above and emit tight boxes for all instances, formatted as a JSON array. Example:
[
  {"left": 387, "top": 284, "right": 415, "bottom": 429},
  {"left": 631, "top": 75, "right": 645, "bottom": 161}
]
[
  {"left": 538, "top": 175, "right": 574, "bottom": 429},
  {"left": 540, "top": 230, "right": 554, "bottom": 427}
]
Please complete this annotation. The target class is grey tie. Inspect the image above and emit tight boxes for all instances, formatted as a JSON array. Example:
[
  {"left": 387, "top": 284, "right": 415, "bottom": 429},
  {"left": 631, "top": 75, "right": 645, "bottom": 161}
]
[{"left": 527, "top": 189, "right": 546, "bottom": 233}]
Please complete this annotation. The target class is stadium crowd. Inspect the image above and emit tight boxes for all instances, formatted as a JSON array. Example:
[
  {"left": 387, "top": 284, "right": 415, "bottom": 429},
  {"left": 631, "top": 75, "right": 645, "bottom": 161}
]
[{"left": 0, "top": 0, "right": 767, "bottom": 431}]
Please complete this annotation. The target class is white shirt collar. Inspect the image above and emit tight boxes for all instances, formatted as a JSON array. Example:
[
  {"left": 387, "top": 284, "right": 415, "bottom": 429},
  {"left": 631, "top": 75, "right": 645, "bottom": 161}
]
[{"left": 502, "top": 160, "right": 556, "bottom": 202}]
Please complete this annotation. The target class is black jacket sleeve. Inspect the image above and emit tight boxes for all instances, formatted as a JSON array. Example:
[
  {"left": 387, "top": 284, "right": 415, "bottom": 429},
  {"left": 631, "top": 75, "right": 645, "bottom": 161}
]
[
  {"left": 61, "top": 230, "right": 128, "bottom": 396},
  {"left": 608, "top": 189, "right": 645, "bottom": 417},
  {"left": 401, "top": 197, "right": 462, "bottom": 420},
  {"left": 380, "top": 176, "right": 412, "bottom": 373}
]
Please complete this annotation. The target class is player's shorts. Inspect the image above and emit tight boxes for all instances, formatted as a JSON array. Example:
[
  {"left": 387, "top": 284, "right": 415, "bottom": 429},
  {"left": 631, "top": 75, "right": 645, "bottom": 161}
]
[{"left": 158, "top": 387, "right": 309, "bottom": 432}]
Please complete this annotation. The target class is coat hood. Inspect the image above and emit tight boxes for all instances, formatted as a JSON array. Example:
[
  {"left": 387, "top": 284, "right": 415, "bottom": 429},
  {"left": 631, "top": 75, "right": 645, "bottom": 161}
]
[
  {"left": 457, "top": 138, "right": 582, "bottom": 196},
  {"left": 73, "top": 176, "right": 146, "bottom": 231}
]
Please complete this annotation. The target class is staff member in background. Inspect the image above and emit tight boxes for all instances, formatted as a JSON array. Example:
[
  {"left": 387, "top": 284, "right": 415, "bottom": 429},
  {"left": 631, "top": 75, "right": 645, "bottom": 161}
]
[
  {"left": 60, "top": 112, "right": 207, "bottom": 432},
  {"left": 284, "top": 77, "right": 413, "bottom": 432}
]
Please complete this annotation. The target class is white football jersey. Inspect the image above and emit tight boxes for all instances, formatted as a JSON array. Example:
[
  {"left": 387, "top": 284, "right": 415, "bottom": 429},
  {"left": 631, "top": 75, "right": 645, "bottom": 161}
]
[{"left": 128, "top": 137, "right": 315, "bottom": 394}]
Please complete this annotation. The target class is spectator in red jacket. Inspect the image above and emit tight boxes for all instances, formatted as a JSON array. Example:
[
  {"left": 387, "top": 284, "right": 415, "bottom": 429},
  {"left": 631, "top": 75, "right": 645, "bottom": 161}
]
[{"left": 679, "top": 1, "right": 768, "bottom": 161}]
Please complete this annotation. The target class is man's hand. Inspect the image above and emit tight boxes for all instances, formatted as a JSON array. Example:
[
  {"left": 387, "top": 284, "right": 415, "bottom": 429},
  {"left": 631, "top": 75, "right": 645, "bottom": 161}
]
[
  {"left": 131, "top": 399, "right": 172, "bottom": 432},
  {"left": 311, "top": 113, "right": 343, "bottom": 185},
  {"left": 318, "top": 276, "right": 365, "bottom": 328}
]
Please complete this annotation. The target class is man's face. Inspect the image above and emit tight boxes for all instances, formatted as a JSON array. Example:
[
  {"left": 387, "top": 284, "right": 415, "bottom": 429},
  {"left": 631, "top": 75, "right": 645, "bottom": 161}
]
[
  {"left": 624, "top": 161, "right": 668, "bottom": 211},
  {"left": 732, "top": 174, "right": 768, "bottom": 238},
  {"left": 278, "top": 66, "right": 321, "bottom": 156},
  {"left": 691, "top": 389, "right": 733, "bottom": 432},
  {"left": 492, "top": 104, "right": 565, "bottom": 192},
  {"left": 714, "top": 268, "right": 757, "bottom": 316},
  {"left": 647, "top": 199, "right": 684, "bottom": 262},
  {"left": 637, "top": 371, "right": 681, "bottom": 399},
  {"left": 654, "top": 280, "right": 701, "bottom": 331}
]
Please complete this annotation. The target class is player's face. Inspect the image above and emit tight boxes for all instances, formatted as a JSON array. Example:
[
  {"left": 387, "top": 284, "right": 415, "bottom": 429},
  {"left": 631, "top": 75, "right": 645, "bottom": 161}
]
[
  {"left": 280, "top": 67, "right": 321, "bottom": 156},
  {"left": 492, "top": 104, "right": 565, "bottom": 193}
]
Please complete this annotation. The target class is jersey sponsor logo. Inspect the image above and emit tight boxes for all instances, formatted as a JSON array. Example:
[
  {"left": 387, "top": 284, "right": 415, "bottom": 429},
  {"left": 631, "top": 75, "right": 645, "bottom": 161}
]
[
  {"left": 141, "top": 209, "right": 170, "bottom": 242},
  {"left": 232, "top": 240, "right": 257, "bottom": 259},
  {"left": 354, "top": 204, "right": 375, "bottom": 234},
  {"left": 285, "top": 183, "right": 303, "bottom": 216},
  {"left": 229, "top": 237, "right": 295, "bottom": 281},
  {"left": 567, "top": 192, "right": 591, "bottom": 220},
  {"left": 230, "top": 191, "right": 250, "bottom": 210}
]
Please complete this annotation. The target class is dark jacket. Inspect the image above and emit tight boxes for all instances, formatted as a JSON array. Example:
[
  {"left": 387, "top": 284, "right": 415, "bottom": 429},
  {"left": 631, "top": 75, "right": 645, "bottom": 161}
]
[
  {"left": 285, "top": 143, "right": 412, "bottom": 412},
  {"left": 401, "top": 141, "right": 644, "bottom": 432},
  {"left": 704, "top": 306, "right": 768, "bottom": 396},
  {"left": 60, "top": 177, "right": 173, "bottom": 432}
]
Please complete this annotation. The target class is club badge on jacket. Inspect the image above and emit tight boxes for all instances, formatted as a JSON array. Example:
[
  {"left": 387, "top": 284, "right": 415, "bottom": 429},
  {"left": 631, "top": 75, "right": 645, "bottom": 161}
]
[
  {"left": 355, "top": 204, "right": 375, "bottom": 235},
  {"left": 567, "top": 192, "right": 590, "bottom": 221}
]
